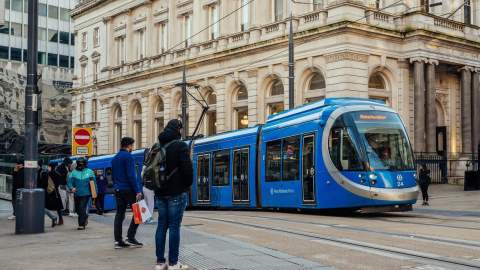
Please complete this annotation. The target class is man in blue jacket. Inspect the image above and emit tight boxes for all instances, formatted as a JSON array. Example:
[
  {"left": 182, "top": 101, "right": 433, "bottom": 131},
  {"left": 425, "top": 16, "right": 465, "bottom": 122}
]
[{"left": 112, "top": 137, "right": 143, "bottom": 249}]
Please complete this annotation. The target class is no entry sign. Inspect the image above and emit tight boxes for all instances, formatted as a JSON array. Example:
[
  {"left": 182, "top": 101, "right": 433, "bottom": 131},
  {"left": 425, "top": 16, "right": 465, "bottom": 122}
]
[{"left": 72, "top": 128, "right": 93, "bottom": 156}]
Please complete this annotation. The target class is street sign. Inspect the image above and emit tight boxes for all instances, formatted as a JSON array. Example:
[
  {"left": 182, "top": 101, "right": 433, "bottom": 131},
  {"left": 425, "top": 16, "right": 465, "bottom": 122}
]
[{"left": 72, "top": 128, "right": 93, "bottom": 156}]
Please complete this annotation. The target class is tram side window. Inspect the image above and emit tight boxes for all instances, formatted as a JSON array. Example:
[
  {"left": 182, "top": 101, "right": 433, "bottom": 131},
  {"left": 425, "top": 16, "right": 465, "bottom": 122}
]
[
  {"left": 266, "top": 140, "right": 282, "bottom": 181},
  {"left": 283, "top": 136, "right": 300, "bottom": 180},
  {"left": 213, "top": 150, "right": 230, "bottom": 186},
  {"left": 105, "top": 167, "right": 114, "bottom": 188},
  {"left": 329, "top": 120, "right": 363, "bottom": 171}
]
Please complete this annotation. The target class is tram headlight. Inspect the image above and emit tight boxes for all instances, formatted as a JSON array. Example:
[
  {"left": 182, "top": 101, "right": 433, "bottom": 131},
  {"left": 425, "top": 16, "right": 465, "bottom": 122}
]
[{"left": 368, "top": 173, "right": 377, "bottom": 181}]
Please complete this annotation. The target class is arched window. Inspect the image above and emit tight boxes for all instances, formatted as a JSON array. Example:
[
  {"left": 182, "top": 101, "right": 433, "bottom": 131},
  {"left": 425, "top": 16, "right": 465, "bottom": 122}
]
[
  {"left": 154, "top": 98, "right": 164, "bottom": 137},
  {"left": 131, "top": 101, "right": 142, "bottom": 149},
  {"left": 266, "top": 78, "right": 284, "bottom": 117},
  {"left": 232, "top": 84, "right": 248, "bottom": 129},
  {"left": 112, "top": 105, "right": 122, "bottom": 152},
  {"left": 368, "top": 72, "right": 389, "bottom": 105},
  {"left": 305, "top": 71, "right": 326, "bottom": 104},
  {"left": 206, "top": 90, "right": 217, "bottom": 136}
]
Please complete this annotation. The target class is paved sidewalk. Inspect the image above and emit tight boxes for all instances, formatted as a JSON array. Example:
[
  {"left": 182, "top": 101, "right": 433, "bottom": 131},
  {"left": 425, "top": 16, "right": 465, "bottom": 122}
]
[{"left": 0, "top": 200, "right": 333, "bottom": 270}]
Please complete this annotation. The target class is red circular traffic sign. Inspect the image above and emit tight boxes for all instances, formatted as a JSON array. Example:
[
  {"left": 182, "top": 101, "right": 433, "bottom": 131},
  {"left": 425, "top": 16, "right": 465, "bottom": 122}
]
[{"left": 74, "top": 129, "right": 91, "bottom": 146}]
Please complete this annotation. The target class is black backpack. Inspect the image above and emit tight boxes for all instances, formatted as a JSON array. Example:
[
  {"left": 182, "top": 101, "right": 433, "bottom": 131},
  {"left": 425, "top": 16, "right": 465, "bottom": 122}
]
[{"left": 142, "top": 140, "right": 179, "bottom": 191}]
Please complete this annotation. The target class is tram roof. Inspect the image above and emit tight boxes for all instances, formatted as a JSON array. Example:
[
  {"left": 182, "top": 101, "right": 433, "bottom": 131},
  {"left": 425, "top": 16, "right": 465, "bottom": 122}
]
[
  {"left": 266, "top": 98, "right": 386, "bottom": 124},
  {"left": 193, "top": 126, "right": 260, "bottom": 145}
]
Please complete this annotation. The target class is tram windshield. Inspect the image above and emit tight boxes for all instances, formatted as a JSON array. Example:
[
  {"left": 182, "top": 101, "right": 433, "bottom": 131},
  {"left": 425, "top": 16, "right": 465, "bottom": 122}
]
[{"left": 329, "top": 111, "right": 415, "bottom": 171}]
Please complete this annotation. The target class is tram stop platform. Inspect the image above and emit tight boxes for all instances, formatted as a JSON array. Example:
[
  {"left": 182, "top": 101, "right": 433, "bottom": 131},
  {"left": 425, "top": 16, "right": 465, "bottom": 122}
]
[{"left": 0, "top": 199, "right": 334, "bottom": 270}]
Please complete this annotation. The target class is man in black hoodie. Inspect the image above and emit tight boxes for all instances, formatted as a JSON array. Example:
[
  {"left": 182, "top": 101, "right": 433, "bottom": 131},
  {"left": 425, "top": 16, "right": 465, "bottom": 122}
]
[{"left": 154, "top": 119, "right": 193, "bottom": 270}]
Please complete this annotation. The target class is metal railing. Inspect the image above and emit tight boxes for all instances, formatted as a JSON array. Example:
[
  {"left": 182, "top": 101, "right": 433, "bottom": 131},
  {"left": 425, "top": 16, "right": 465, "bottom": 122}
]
[{"left": 415, "top": 152, "right": 479, "bottom": 184}]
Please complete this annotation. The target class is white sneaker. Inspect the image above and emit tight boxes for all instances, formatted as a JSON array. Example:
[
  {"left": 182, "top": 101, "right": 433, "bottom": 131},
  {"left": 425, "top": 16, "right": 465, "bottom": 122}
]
[
  {"left": 7, "top": 215, "right": 15, "bottom": 220},
  {"left": 69, "top": 213, "right": 78, "bottom": 217},
  {"left": 169, "top": 263, "right": 189, "bottom": 270},
  {"left": 154, "top": 263, "right": 167, "bottom": 270}
]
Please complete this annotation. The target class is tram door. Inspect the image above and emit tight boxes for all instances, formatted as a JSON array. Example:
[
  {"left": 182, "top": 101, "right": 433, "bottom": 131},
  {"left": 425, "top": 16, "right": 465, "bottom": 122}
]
[
  {"left": 302, "top": 134, "right": 316, "bottom": 203},
  {"left": 197, "top": 154, "right": 211, "bottom": 203},
  {"left": 233, "top": 148, "right": 249, "bottom": 202}
]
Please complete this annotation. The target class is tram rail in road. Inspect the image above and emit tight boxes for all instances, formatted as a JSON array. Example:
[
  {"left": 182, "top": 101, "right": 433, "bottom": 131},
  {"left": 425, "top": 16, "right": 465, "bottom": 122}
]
[{"left": 186, "top": 214, "right": 480, "bottom": 270}]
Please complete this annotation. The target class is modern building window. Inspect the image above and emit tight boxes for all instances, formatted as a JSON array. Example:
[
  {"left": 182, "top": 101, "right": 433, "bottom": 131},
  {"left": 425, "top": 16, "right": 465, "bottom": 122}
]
[
  {"left": 92, "top": 99, "right": 98, "bottom": 122},
  {"left": 209, "top": 4, "right": 219, "bottom": 40},
  {"left": 154, "top": 98, "right": 165, "bottom": 137},
  {"left": 206, "top": 91, "right": 217, "bottom": 136},
  {"left": 136, "top": 28, "right": 146, "bottom": 60},
  {"left": 22, "top": 49, "right": 27, "bottom": 62},
  {"left": 5, "top": 0, "right": 10, "bottom": 9},
  {"left": 183, "top": 14, "right": 193, "bottom": 46},
  {"left": 38, "top": 27, "right": 47, "bottom": 40},
  {"left": 93, "top": 27, "right": 100, "bottom": 47},
  {"left": 116, "top": 36, "right": 126, "bottom": 65},
  {"left": 131, "top": 101, "right": 142, "bottom": 149},
  {"left": 38, "top": 52, "right": 46, "bottom": 65},
  {"left": 71, "top": 33, "right": 75, "bottom": 46},
  {"left": 11, "top": 23, "right": 22, "bottom": 37},
  {"left": 266, "top": 78, "right": 284, "bottom": 117},
  {"left": 241, "top": 0, "right": 250, "bottom": 31},
  {"left": 59, "top": 55, "right": 69, "bottom": 68},
  {"left": 233, "top": 84, "right": 248, "bottom": 130},
  {"left": 48, "top": 5, "right": 58, "bottom": 19},
  {"left": 10, "top": 48, "right": 22, "bottom": 61},
  {"left": 274, "top": 0, "right": 284, "bottom": 22},
  {"left": 70, "top": 57, "right": 75, "bottom": 69},
  {"left": 158, "top": 23, "right": 168, "bottom": 53},
  {"left": 48, "top": 29, "right": 58, "bottom": 42},
  {"left": 81, "top": 32, "right": 87, "bottom": 50},
  {"left": 0, "top": 24, "right": 9, "bottom": 34},
  {"left": 47, "top": 53, "right": 57, "bottom": 66},
  {"left": 0, "top": 46, "right": 8, "bottom": 59},
  {"left": 113, "top": 105, "right": 123, "bottom": 152},
  {"left": 39, "top": 3, "right": 47, "bottom": 16},
  {"left": 313, "top": 0, "right": 323, "bottom": 10},
  {"left": 213, "top": 150, "right": 230, "bottom": 186},
  {"left": 12, "top": 0, "right": 22, "bottom": 12},
  {"left": 59, "top": 31, "right": 70, "bottom": 44},
  {"left": 79, "top": 101, "right": 85, "bottom": 123},
  {"left": 60, "top": 7, "right": 70, "bottom": 21}
]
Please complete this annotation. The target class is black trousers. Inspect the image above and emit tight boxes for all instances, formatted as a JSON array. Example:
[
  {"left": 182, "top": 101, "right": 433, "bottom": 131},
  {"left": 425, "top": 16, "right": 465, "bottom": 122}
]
[
  {"left": 114, "top": 190, "right": 139, "bottom": 242},
  {"left": 74, "top": 196, "right": 90, "bottom": 226},
  {"left": 420, "top": 184, "right": 429, "bottom": 202},
  {"left": 95, "top": 193, "right": 105, "bottom": 214}
]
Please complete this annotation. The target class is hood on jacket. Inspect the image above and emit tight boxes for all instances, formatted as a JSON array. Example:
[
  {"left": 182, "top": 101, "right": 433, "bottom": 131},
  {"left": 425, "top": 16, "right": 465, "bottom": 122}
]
[{"left": 158, "top": 119, "right": 182, "bottom": 144}]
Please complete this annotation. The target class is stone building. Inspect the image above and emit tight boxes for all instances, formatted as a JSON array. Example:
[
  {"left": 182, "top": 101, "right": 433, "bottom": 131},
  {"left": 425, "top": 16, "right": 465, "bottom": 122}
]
[
  {"left": 71, "top": 0, "right": 480, "bottom": 156},
  {"left": 0, "top": 0, "right": 75, "bottom": 149}
]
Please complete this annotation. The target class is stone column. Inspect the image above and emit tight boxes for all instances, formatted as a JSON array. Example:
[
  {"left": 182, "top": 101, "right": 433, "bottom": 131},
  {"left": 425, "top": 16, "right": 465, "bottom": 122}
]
[
  {"left": 460, "top": 67, "right": 473, "bottom": 154},
  {"left": 472, "top": 69, "right": 480, "bottom": 153},
  {"left": 411, "top": 58, "right": 427, "bottom": 152},
  {"left": 425, "top": 60, "right": 438, "bottom": 153}
]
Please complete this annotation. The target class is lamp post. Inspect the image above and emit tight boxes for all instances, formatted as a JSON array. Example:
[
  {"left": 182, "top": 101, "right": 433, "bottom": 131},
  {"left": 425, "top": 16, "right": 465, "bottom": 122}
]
[
  {"left": 16, "top": 0, "right": 45, "bottom": 234},
  {"left": 288, "top": 1, "right": 295, "bottom": 109}
]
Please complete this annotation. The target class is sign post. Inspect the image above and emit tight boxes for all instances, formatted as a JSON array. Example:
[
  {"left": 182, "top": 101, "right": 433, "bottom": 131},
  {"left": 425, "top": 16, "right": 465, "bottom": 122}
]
[{"left": 72, "top": 128, "right": 93, "bottom": 156}]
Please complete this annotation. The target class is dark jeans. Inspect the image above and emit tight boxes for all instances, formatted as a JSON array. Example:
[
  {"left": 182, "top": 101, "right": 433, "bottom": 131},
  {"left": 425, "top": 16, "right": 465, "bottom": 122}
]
[
  {"left": 114, "top": 190, "right": 139, "bottom": 242},
  {"left": 155, "top": 192, "right": 188, "bottom": 265},
  {"left": 95, "top": 193, "right": 105, "bottom": 214},
  {"left": 11, "top": 189, "right": 17, "bottom": 216},
  {"left": 420, "top": 184, "right": 429, "bottom": 202},
  {"left": 74, "top": 196, "right": 90, "bottom": 226}
]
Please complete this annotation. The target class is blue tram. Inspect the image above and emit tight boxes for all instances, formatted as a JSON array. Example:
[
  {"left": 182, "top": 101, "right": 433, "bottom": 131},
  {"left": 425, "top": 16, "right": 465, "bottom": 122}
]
[{"left": 190, "top": 98, "right": 419, "bottom": 211}]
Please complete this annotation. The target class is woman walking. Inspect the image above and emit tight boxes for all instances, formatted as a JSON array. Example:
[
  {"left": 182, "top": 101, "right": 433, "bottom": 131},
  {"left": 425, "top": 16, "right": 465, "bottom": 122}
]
[
  {"left": 418, "top": 164, "right": 431, "bottom": 206},
  {"left": 38, "top": 163, "right": 64, "bottom": 227},
  {"left": 67, "top": 158, "right": 97, "bottom": 230}
]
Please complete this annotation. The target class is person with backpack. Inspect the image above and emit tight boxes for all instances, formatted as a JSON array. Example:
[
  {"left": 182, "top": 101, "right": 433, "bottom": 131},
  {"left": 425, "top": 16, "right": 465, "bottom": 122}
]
[
  {"left": 148, "top": 120, "right": 193, "bottom": 270},
  {"left": 418, "top": 164, "right": 431, "bottom": 206},
  {"left": 112, "top": 137, "right": 143, "bottom": 249},
  {"left": 67, "top": 157, "right": 97, "bottom": 230},
  {"left": 54, "top": 157, "right": 73, "bottom": 216},
  {"left": 38, "top": 162, "right": 64, "bottom": 227}
]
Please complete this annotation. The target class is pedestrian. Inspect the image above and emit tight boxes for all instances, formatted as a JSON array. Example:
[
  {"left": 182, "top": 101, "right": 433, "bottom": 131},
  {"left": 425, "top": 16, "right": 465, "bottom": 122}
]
[
  {"left": 54, "top": 157, "right": 73, "bottom": 216},
  {"left": 418, "top": 164, "right": 431, "bottom": 206},
  {"left": 154, "top": 120, "right": 193, "bottom": 270},
  {"left": 38, "top": 163, "right": 63, "bottom": 227},
  {"left": 67, "top": 157, "right": 97, "bottom": 230},
  {"left": 112, "top": 137, "right": 143, "bottom": 249},
  {"left": 8, "top": 160, "right": 24, "bottom": 220},
  {"left": 94, "top": 169, "right": 107, "bottom": 215}
]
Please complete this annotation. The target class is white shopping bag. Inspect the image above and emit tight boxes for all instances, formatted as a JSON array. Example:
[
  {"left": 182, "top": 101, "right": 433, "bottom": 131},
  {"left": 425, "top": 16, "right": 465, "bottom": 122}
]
[{"left": 132, "top": 199, "right": 152, "bottom": 224}]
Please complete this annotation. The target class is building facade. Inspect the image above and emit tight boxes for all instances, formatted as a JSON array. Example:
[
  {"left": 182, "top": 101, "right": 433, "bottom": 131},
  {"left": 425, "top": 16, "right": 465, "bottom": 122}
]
[
  {"left": 0, "top": 0, "right": 75, "bottom": 148},
  {"left": 71, "top": 0, "right": 480, "bottom": 156}
]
